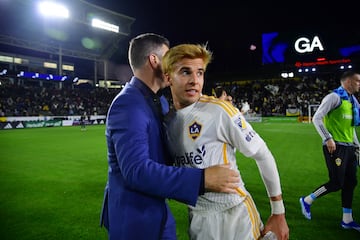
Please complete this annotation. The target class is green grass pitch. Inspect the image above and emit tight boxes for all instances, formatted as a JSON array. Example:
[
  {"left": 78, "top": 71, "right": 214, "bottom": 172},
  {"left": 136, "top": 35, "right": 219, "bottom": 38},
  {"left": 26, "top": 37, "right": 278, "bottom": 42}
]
[{"left": 0, "top": 123, "right": 359, "bottom": 239}]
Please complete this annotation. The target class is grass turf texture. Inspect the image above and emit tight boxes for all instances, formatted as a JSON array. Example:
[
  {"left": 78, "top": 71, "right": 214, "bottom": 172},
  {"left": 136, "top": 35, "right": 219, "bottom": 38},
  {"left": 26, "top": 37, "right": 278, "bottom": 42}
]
[{"left": 0, "top": 123, "right": 359, "bottom": 239}]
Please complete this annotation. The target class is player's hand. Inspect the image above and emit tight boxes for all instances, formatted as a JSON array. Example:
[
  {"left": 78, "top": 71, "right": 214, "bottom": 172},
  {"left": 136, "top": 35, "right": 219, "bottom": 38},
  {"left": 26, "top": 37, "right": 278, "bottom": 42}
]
[
  {"left": 326, "top": 138, "right": 336, "bottom": 154},
  {"left": 204, "top": 164, "right": 240, "bottom": 194},
  {"left": 262, "top": 214, "right": 289, "bottom": 240}
]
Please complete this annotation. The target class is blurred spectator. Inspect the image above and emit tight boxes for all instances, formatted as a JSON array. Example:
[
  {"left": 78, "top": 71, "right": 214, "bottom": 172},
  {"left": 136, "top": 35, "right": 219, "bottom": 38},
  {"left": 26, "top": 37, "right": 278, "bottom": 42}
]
[
  {"left": 0, "top": 72, "right": 353, "bottom": 117},
  {"left": 213, "top": 85, "right": 233, "bottom": 103},
  {"left": 0, "top": 83, "right": 119, "bottom": 116}
]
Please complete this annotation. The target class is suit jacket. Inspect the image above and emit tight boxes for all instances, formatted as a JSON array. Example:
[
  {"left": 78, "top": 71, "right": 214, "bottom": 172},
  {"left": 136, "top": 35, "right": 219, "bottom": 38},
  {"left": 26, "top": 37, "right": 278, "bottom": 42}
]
[{"left": 100, "top": 77, "right": 202, "bottom": 240}]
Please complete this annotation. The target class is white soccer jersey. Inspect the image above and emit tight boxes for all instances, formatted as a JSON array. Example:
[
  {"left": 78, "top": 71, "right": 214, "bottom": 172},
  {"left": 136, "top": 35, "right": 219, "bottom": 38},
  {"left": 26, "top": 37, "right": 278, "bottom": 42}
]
[{"left": 165, "top": 95, "right": 282, "bottom": 211}]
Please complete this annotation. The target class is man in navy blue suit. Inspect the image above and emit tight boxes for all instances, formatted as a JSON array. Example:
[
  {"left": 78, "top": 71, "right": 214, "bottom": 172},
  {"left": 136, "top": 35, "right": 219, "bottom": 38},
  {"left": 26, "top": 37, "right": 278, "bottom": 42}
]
[{"left": 100, "top": 33, "right": 240, "bottom": 240}]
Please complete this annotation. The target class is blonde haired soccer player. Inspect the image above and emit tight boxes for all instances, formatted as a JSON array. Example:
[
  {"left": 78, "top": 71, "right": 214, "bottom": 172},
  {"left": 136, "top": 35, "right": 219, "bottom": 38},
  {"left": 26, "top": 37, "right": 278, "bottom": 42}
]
[{"left": 162, "top": 44, "right": 289, "bottom": 240}]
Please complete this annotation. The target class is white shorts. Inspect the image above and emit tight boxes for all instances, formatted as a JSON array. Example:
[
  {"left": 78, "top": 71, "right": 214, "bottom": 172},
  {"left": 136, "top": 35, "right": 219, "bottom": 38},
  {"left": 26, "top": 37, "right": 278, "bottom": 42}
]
[{"left": 188, "top": 195, "right": 263, "bottom": 240}]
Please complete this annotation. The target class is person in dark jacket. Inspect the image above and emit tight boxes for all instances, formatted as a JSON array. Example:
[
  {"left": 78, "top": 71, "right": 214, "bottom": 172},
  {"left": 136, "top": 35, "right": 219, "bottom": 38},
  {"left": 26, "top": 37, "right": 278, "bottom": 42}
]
[{"left": 100, "top": 33, "right": 240, "bottom": 240}]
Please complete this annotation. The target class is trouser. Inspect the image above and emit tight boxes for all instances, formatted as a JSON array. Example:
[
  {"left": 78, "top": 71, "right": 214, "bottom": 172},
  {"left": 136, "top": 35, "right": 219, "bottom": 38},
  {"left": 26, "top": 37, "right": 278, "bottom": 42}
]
[
  {"left": 188, "top": 195, "right": 263, "bottom": 240},
  {"left": 313, "top": 144, "right": 358, "bottom": 208}
]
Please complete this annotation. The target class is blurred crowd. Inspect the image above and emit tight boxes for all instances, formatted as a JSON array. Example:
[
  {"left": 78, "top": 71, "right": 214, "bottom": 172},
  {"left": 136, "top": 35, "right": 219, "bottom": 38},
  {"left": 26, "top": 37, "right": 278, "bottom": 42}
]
[
  {"left": 216, "top": 74, "right": 342, "bottom": 116},
  {"left": 0, "top": 83, "right": 119, "bottom": 117},
  {"left": 0, "top": 73, "right": 351, "bottom": 117}
]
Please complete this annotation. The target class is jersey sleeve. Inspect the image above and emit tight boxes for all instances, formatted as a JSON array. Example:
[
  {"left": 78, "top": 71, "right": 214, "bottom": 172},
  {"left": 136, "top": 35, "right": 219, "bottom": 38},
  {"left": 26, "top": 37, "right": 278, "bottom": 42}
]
[
  {"left": 216, "top": 106, "right": 282, "bottom": 197},
  {"left": 354, "top": 130, "right": 360, "bottom": 146},
  {"left": 216, "top": 105, "right": 264, "bottom": 157},
  {"left": 312, "top": 92, "right": 341, "bottom": 142}
]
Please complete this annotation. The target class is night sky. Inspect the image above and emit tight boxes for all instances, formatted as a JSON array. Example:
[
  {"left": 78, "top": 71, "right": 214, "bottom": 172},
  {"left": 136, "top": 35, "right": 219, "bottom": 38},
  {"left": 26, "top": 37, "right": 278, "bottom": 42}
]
[
  {"left": 86, "top": 0, "right": 359, "bottom": 76},
  {"left": 0, "top": 0, "right": 358, "bottom": 79}
]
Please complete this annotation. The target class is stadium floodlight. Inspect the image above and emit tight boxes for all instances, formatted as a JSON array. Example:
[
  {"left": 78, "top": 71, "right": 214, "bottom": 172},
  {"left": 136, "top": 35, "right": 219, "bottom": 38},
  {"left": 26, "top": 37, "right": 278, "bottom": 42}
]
[
  {"left": 91, "top": 18, "right": 119, "bottom": 33},
  {"left": 38, "top": 1, "right": 69, "bottom": 19}
]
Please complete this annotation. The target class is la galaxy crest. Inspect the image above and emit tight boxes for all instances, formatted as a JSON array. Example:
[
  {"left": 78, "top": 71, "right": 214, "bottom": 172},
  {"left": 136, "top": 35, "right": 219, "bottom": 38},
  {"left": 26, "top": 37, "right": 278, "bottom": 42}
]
[
  {"left": 335, "top": 157, "right": 342, "bottom": 166},
  {"left": 188, "top": 121, "right": 202, "bottom": 140}
]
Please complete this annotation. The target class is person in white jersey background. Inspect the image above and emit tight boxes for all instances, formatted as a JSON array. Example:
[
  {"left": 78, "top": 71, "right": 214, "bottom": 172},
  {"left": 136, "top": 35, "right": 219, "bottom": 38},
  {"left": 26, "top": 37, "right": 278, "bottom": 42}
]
[
  {"left": 214, "top": 85, "right": 233, "bottom": 103},
  {"left": 162, "top": 44, "right": 289, "bottom": 240}
]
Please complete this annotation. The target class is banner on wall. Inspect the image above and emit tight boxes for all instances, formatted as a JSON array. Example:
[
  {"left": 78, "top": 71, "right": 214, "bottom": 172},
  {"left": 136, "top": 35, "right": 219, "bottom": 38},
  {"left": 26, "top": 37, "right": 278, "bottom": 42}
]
[
  {"left": 0, "top": 117, "right": 106, "bottom": 130},
  {"left": 286, "top": 108, "right": 301, "bottom": 116}
]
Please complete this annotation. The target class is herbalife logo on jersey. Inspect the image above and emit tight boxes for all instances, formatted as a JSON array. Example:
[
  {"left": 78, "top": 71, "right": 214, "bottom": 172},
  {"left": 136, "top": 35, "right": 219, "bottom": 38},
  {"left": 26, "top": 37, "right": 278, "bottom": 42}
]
[
  {"left": 175, "top": 145, "right": 206, "bottom": 166},
  {"left": 188, "top": 121, "right": 202, "bottom": 140}
]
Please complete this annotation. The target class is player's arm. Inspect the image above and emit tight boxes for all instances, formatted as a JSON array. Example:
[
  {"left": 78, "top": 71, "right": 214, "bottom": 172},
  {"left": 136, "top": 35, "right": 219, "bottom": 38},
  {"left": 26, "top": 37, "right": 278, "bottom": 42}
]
[
  {"left": 353, "top": 129, "right": 360, "bottom": 146},
  {"left": 216, "top": 106, "right": 283, "bottom": 198},
  {"left": 313, "top": 93, "right": 340, "bottom": 153},
  {"left": 352, "top": 96, "right": 360, "bottom": 166},
  {"left": 216, "top": 105, "right": 282, "bottom": 196},
  {"left": 354, "top": 130, "right": 360, "bottom": 167},
  {"left": 217, "top": 109, "right": 289, "bottom": 239},
  {"left": 252, "top": 147, "right": 289, "bottom": 239}
]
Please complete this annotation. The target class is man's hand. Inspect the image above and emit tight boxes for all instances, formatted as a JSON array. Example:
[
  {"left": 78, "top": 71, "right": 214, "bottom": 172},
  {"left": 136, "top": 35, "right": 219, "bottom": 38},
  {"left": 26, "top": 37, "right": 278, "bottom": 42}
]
[
  {"left": 204, "top": 164, "right": 240, "bottom": 194},
  {"left": 262, "top": 214, "right": 289, "bottom": 240},
  {"left": 326, "top": 138, "right": 336, "bottom": 154}
]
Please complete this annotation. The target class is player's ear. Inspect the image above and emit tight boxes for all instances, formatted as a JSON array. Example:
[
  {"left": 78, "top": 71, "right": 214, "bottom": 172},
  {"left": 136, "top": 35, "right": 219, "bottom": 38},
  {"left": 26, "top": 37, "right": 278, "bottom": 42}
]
[{"left": 163, "top": 73, "right": 172, "bottom": 86}]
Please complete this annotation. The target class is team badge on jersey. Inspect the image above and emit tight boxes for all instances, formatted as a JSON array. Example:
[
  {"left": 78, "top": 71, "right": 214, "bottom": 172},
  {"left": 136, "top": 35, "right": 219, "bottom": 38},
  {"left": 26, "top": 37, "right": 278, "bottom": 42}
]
[
  {"left": 188, "top": 121, "right": 202, "bottom": 140},
  {"left": 235, "top": 116, "right": 247, "bottom": 130},
  {"left": 335, "top": 157, "right": 342, "bottom": 166}
]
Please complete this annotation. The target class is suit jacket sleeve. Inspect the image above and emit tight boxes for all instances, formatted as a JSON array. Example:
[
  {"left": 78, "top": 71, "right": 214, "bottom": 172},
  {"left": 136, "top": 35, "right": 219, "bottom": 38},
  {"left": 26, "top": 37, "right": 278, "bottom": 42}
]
[{"left": 107, "top": 95, "right": 202, "bottom": 206}]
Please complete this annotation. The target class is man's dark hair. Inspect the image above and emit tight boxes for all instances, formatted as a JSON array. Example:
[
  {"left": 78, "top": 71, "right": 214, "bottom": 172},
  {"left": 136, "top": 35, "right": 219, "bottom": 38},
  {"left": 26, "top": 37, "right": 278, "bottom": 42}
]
[
  {"left": 340, "top": 70, "right": 358, "bottom": 82},
  {"left": 128, "top": 33, "right": 169, "bottom": 70}
]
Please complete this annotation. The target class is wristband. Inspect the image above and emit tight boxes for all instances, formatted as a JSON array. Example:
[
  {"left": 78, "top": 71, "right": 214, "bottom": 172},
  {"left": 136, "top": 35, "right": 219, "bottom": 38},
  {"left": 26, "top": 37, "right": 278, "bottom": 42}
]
[{"left": 270, "top": 199, "right": 285, "bottom": 215}]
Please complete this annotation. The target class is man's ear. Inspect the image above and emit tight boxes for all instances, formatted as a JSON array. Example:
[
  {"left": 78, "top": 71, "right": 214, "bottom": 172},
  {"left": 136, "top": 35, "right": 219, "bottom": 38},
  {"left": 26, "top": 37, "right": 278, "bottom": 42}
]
[{"left": 149, "top": 54, "right": 158, "bottom": 69}]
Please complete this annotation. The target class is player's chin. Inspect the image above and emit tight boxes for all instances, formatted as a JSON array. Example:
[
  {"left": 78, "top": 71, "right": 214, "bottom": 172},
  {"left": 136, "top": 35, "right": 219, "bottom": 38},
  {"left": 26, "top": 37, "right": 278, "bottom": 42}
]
[{"left": 184, "top": 93, "right": 200, "bottom": 101}]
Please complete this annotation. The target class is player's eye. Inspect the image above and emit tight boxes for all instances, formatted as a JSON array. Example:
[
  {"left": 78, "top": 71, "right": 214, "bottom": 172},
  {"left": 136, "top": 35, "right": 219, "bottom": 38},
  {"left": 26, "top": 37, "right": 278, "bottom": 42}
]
[
  {"left": 196, "top": 71, "right": 204, "bottom": 77},
  {"left": 181, "top": 70, "right": 190, "bottom": 76}
]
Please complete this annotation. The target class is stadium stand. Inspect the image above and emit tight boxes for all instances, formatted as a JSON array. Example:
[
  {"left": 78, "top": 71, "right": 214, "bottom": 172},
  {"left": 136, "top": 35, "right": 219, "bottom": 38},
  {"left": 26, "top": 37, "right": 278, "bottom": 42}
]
[
  {"left": 0, "top": 82, "right": 119, "bottom": 117},
  {"left": 0, "top": 73, "right": 347, "bottom": 118},
  {"left": 213, "top": 74, "right": 341, "bottom": 117}
]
